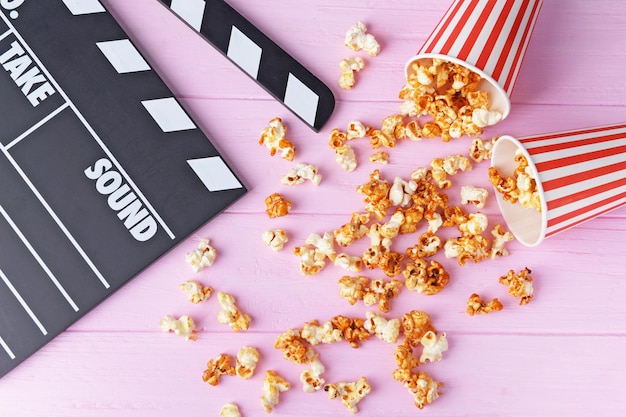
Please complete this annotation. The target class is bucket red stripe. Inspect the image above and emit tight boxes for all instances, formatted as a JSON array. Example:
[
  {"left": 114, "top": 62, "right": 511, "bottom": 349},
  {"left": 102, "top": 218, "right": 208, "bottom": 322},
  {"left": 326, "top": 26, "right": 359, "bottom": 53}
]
[
  {"left": 535, "top": 145, "right": 626, "bottom": 172},
  {"left": 526, "top": 131, "right": 626, "bottom": 156},
  {"left": 492, "top": 0, "right": 531, "bottom": 82},
  {"left": 542, "top": 160, "right": 626, "bottom": 192},
  {"left": 546, "top": 199, "right": 626, "bottom": 238},
  {"left": 547, "top": 177, "right": 626, "bottom": 211},
  {"left": 520, "top": 124, "right": 626, "bottom": 143},
  {"left": 440, "top": 1, "right": 480, "bottom": 55},
  {"left": 457, "top": 1, "right": 498, "bottom": 61},
  {"left": 547, "top": 191, "right": 626, "bottom": 229},
  {"left": 421, "top": 0, "right": 465, "bottom": 53},
  {"left": 503, "top": 0, "right": 541, "bottom": 93},
  {"left": 475, "top": 1, "right": 516, "bottom": 70}
]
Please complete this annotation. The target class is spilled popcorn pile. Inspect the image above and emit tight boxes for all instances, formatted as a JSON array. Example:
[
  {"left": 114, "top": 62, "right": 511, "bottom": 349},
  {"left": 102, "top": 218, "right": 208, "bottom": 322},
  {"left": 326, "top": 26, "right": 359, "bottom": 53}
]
[
  {"left": 274, "top": 310, "right": 447, "bottom": 411},
  {"left": 156, "top": 19, "right": 540, "bottom": 416}
]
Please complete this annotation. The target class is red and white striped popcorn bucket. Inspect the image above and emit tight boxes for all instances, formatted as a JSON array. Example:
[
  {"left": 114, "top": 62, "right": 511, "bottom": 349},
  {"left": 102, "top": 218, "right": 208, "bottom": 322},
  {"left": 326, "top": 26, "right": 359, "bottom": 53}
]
[
  {"left": 405, "top": 0, "right": 543, "bottom": 119},
  {"left": 491, "top": 123, "right": 626, "bottom": 247}
]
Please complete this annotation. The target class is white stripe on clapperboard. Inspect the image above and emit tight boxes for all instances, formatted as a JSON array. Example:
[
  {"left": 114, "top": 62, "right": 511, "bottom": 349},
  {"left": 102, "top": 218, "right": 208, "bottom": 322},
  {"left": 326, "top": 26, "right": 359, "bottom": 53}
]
[
  {"left": 1, "top": 28, "right": 11, "bottom": 42},
  {"left": 0, "top": 336, "right": 16, "bottom": 360},
  {"left": 0, "top": 268, "right": 47, "bottom": 336},
  {"left": 0, "top": 205, "right": 79, "bottom": 311}
]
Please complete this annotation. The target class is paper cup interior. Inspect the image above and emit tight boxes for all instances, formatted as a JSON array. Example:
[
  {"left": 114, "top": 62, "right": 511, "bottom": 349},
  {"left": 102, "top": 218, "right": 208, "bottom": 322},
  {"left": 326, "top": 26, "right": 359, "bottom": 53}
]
[
  {"left": 404, "top": 53, "right": 511, "bottom": 120},
  {"left": 491, "top": 135, "right": 547, "bottom": 247}
]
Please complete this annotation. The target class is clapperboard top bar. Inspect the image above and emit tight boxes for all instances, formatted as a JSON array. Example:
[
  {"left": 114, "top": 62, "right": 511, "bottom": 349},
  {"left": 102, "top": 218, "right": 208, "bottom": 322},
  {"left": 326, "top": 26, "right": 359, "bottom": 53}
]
[
  {"left": 157, "top": 0, "right": 336, "bottom": 132},
  {"left": 0, "top": 0, "right": 246, "bottom": 378}
]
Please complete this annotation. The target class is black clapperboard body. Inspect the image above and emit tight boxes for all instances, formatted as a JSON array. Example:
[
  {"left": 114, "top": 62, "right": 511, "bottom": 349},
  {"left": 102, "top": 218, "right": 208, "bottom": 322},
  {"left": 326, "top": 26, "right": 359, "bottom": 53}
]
[{"left": 0, "top": 0, "right": 248, "bottom": 378}]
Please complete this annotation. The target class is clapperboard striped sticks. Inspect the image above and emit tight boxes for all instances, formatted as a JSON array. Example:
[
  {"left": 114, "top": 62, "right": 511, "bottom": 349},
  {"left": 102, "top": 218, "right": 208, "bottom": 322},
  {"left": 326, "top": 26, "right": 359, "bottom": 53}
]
[
  {"left": 0, "top": 0, "right": 246, "bottom": 377},
  {"left": 157, "top": 0, "right": 336, "bottom": 132}
]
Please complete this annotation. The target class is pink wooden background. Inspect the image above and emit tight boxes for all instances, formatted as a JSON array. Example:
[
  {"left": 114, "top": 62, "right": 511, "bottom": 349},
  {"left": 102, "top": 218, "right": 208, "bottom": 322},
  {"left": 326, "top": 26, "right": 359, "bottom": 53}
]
[{"left": 2, "top": 1, "right": 626, "bottom": 416}]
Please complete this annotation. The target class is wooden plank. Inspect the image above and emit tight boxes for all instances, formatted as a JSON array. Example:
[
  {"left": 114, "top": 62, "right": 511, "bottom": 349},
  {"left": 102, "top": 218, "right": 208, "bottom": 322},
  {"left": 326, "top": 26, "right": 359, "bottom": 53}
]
[{"left": 0, "top": 332, "right": 623, "bottom": 416}]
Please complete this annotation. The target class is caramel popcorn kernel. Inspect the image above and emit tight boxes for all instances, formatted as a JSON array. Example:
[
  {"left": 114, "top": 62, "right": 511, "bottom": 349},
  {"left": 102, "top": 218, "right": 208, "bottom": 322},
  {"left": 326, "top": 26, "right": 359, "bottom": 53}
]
[
  {"left": 202, "top": 353, "right": 236, "bottom": 386},
  {"left": 403, "top": 259, "right": 450, "bottom": 296},
  {"left": 499, "top": 267, "right": 534, "bottom": 305},
  {"left": 259, "top": 117, "right": 295, "bottom": 161},
  {"left": 466, "top": 293, "right": 504, "bottom": 316},
  {"left": 402, "top": 310, "right": 435, "bottom": 347},
  {"left": 265, "top": 193, "right": 292, "bottom": 218}
]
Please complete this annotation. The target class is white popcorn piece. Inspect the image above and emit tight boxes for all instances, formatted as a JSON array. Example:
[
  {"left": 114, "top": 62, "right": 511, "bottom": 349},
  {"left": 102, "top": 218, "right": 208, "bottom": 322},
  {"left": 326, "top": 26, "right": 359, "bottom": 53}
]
[
  {"left": 415, "top": 65, "right": 434, "bottom": 86},
  {"left": 301, "top": 320, "right": 343, "bottom": 345},
  {"left": 344, "top": 21, "right": 381, "bottom": 56},
  {"left": 179, "top": 280, "right": 213, "bottom": 304},
  {"left": 293, "top": 232, "right": 336, "bottom": 275},
  {"left": 293, "top": 246, "right": 327, "bottom": 276},
  {"left": 490, "top": 225, "right": 514, "bottom": 259},
  {"left": 472, "top": 108, "right": 503, "bottom": 128},
  {"left": 380, "top": 211, "right": 405, "bottom": 239},
  {"left": 159, "top": 314, "right": 197, "bottom": 341},
  {"left": 458, "top": 212, "right": 489, "bottom": 236},
  {"left": 363, "top": 224, "right": 393, "bottom": 269},
  {"left": 347, "top": 120, "right": 368, "bottom": 140},
  {"left": 324, "top": 376, "right": 372, "bottom": 414},
  {"left": 217, "top": 292, "right": 251, "bottom": 332},
  {"left": 461, "top": 185, "right": 489, "bottom": 209},
  {"left": 236, "top": 346, "right": 260, "bottom": 379},
  {"left": 340, "top": 57, "right": 365, "bottom": 72},
  {"left": 443, "top": 238, "right": 463, "bottom": 260},
  {"left": 335, "top": 144, "right": 358, "bottom": 172},
  {"left": 469, "top": 136, "right": 497, "bottom": 163},
  {"left": 301, "top": 358, "right": 326, "bottom": 393},
  {"left": 261, "top": 370, "right": 291, "bottom": 413},
  {"left": 410, "top": 167, "right": 431, "bottom": 182},
  {"left": 220, "top": 403, "right": 241, "bottom": 417},
  {"left": 293, "top": 231, "right": 337, "bottom": 276},
  {"left": 185, "top": 238, "right": 217, "bottom": 273},
  {"left": 339, "top": 57, "right": 365, "bottom": 90},
  {"left": 364, "top": 311, "right": 401, "bottom": 344},
  {"left": 334, "top": 253, "right": 363, "bottom": 272},
  {"left": 426, "top": 211, "right": 443, "bottom": 234},
  {"left": 431, "top": 155, "right": 472, "bottom": 189},
  {"left": 262, "top": 229, "right": 289, "bottom": 252},
  {"left": 281, "top": 162, "right": 322, "bottom": 186},
  {"left": 442, "top": 154, "right": 472, "bottom": 175},
  {"left": 389, "top": 177, "right": 418, "bottom": 207},
  {"left": 419, "top": 331, "right": 448, "bottom": 363},
  {"left": 305, "top": 232, "right": 337, "bottom": 261}
]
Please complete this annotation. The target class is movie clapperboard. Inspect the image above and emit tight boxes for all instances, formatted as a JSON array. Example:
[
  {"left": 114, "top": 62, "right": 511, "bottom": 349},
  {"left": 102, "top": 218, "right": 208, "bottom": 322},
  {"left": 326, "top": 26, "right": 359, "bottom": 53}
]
[{"left": 0, "top": 0, "right": 247, "bottom": 378}]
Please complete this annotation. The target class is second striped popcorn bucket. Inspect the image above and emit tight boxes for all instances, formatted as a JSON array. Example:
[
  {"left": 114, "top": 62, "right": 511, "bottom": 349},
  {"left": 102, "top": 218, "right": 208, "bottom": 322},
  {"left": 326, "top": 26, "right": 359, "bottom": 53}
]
[
  {"left": 405, "top": 0, "right": 543, "bottom": 119},
  {"left": 491, "top": 123, "right": 626, "bottom": 246}
]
